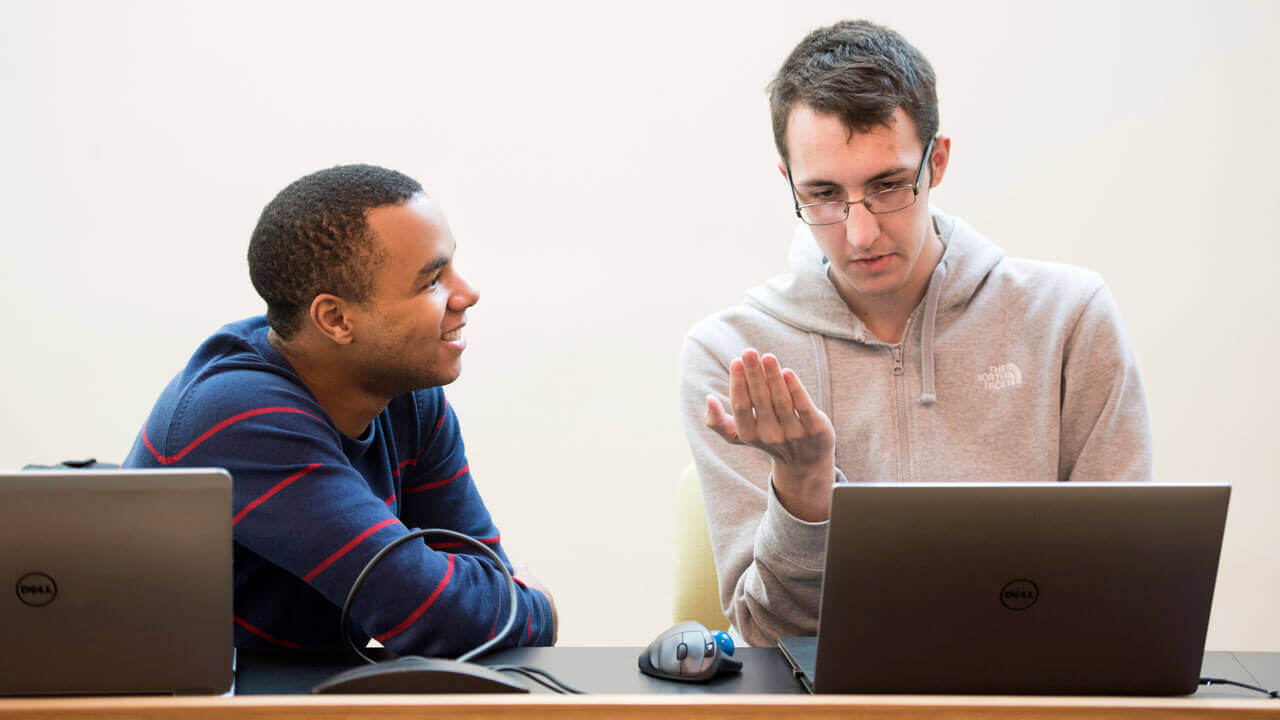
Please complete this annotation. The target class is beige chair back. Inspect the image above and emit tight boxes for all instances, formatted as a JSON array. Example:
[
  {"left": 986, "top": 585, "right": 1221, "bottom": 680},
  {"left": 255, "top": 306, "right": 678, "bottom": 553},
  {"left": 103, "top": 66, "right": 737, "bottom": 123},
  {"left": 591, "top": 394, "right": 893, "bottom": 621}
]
[{"left": 673, "top": 463, "right": 729, "bottom": 630}]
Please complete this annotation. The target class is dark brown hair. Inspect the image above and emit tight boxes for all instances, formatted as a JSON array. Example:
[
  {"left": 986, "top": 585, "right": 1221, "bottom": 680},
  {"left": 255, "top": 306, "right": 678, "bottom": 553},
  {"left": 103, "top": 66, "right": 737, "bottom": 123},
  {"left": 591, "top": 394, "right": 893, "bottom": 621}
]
[{"left": 768, "top": 20, "right": 938, "bottom": 162}]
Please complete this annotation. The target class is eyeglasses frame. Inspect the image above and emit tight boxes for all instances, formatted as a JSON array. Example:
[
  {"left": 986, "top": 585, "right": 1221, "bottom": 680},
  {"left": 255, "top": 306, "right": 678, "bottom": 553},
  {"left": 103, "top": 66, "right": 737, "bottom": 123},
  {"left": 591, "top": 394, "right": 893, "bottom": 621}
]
[{"left": 785, "top": 136, "right": 937, "bottom": 225}]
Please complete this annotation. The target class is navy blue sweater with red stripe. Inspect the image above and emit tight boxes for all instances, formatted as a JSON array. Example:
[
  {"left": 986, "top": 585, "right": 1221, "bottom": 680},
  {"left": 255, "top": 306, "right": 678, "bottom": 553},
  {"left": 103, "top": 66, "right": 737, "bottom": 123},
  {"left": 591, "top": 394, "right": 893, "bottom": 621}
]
[{"left": 123, "top": 316, "right": 554, "bottom": 654}]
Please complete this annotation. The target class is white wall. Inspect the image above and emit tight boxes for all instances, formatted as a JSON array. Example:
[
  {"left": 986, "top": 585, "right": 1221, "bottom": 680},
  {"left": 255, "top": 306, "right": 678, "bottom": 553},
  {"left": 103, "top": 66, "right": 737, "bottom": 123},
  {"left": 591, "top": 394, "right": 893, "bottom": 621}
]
[{"left": 2, "top": 0, "right": 1276, "bottom": 649}]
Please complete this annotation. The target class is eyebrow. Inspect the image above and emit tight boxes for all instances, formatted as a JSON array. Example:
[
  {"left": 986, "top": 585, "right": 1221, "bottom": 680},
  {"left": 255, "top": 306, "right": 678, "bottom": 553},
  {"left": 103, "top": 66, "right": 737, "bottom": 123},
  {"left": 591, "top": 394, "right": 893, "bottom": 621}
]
[
  {"left": 798, "top": 166, "right": 911, "bottom": 189},
  {"left": 414, "top": 242, "right": 458, "bottom": 281},
  {"left": 415, "top": 256, "right": 450, "bottom": 280}
]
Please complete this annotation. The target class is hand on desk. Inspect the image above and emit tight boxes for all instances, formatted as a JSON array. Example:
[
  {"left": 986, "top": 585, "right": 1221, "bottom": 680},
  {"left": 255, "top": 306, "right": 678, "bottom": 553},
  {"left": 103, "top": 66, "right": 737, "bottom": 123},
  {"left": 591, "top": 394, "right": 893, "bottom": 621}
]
[{"left": 513, "top": 561, "right": 558, "bottom": 645}]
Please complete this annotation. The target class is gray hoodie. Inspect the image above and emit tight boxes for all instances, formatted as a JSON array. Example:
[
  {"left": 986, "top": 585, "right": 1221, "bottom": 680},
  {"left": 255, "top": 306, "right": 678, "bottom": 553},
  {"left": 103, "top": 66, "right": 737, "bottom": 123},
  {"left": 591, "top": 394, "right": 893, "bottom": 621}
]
[{"left": 679, "top": 210, "right": 1152, "bottom": 647}]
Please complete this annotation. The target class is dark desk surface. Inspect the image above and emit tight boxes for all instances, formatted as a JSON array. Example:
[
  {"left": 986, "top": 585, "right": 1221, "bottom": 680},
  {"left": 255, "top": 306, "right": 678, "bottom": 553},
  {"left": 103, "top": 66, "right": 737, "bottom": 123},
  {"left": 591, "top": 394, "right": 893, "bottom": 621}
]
[
  {"left": 237, "top": 646, "right": 801, "bottom": 695},
  {"left": 235, "top": 646, "right": 1280, "bottom": 699},
  {"left": 2, "top": 648, "right": 1276, "bottom": 720}
]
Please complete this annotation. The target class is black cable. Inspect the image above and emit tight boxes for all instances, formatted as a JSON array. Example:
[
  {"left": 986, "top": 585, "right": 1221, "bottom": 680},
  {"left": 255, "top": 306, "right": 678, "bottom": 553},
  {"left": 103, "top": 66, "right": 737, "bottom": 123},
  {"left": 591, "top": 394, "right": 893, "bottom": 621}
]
[
  {"left": 490, "top": 664, "right": 587, "bottom": 694},
  {"left": 336, "top": 528, "right": 589, "bottom": 694},
  {"left": 492, "top": 667, "right": 569, "bottom": 694},
  {"left": 1199, "top": 676, "right": 1280, "bottom": 698},
  {"left": 338, "top": 528, "right": 518, "bottom": 665}
]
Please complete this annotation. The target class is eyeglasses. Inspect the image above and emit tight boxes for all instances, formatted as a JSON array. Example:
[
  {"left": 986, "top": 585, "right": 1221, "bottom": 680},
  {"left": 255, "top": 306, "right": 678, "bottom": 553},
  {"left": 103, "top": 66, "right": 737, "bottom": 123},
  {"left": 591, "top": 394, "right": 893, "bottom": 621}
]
[{"left": 786, "top": 136, "right": 936, "bottom": 226}]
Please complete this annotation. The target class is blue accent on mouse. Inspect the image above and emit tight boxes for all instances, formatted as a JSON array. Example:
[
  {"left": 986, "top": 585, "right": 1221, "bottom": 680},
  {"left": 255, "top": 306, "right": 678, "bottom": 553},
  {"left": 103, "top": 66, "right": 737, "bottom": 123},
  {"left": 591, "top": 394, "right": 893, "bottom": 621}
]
[{"left": 710, "top": 630, "right": 735, "bottom": 657}]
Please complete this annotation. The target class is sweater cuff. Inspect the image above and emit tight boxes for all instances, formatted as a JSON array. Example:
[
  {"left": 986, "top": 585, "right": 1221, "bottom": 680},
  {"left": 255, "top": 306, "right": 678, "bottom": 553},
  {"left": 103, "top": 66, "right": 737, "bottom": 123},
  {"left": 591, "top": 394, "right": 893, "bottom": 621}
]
[
  {"left": 755, "top": 473, "right": 839, "bottom": 573},
  {"left": 527, "top": 587, "right": 556, "bottom": 647}
]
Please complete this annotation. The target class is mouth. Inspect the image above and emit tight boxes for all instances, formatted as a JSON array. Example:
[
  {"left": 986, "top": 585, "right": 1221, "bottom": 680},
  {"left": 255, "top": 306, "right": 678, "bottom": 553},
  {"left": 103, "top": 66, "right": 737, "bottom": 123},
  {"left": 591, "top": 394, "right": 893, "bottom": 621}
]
[
  {"left": 851, "top": 254, "right": 893, "bottom": 272},
  {"left": 441, "top": 325, "right": 465, "bottom": 342}
]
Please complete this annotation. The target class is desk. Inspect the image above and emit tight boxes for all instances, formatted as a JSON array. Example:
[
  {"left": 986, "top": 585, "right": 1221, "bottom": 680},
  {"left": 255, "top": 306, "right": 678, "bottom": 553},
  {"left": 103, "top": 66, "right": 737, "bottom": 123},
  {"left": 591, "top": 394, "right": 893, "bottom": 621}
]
[{"left": 1, "top": 648, "right": 1277, "bottom": 719}]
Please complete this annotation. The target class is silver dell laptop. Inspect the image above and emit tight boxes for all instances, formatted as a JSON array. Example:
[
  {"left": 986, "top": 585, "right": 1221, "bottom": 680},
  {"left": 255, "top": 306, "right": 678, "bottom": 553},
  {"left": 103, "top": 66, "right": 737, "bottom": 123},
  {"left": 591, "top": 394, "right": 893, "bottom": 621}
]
[
  {"left": 779, "top": 482, "right": 1230, "bottom": 695},
  {"left": 1, "top": 469, "right": 233, "bottom": 695}
]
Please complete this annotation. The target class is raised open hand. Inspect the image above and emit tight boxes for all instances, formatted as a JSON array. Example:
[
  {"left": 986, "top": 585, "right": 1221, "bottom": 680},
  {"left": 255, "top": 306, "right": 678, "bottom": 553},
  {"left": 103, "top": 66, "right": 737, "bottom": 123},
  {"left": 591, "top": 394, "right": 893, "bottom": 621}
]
[{"left": 704, "top": 349, "right": 837, "bottom": 521}]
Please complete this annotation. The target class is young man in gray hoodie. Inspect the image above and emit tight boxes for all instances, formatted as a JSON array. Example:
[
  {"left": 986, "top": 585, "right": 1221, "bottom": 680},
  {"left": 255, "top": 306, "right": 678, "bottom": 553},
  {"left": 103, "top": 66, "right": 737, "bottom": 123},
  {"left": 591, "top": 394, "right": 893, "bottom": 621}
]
[{"left": 679, "top": 20, "right": 1152, "bottom": 648}]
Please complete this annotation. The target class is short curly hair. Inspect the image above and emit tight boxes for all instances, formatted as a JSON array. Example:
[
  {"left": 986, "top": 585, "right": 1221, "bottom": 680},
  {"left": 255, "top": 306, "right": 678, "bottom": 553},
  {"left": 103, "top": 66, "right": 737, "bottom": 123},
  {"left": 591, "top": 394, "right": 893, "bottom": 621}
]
[
  {"left": 247, "top": 164, "right": 423, "bottom": 339},
  {"left": 769, "top": 20, "right": 938, "bottom": 163}
]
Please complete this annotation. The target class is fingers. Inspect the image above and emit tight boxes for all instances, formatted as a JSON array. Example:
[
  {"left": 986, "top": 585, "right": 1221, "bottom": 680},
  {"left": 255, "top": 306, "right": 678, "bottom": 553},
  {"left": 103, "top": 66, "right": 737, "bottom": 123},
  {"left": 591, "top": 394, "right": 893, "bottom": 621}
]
[
  {"left": 760, "top": 353, "right": 802, "bottom": 437},
  {"left": 741, "top": 350, "right": 781, "bottom": 439},
  {"left": 704, "top": 394, "right": 742, "bottom": 445},
  {"left": 729, "top": 357, "right": 756, "bottom": 440},
  {"left": 740, "top": 351, "right": 773, "bottom": 417},
  {"left": 783, "top": 367, "right": 824, "bottom": 433},
  {"left": 715, "top": 349, "right": 815, "bottom": 448}
]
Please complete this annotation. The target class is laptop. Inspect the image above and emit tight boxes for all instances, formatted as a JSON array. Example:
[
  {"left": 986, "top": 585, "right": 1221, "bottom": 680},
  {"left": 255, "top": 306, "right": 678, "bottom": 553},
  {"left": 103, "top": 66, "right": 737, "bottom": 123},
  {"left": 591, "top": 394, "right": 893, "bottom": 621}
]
[
  {"left": 0, "top": 469, "right": 234, "bottom": 695},
  {"left": 778, "top": 482, "right": 1230, "bottom": 695}
]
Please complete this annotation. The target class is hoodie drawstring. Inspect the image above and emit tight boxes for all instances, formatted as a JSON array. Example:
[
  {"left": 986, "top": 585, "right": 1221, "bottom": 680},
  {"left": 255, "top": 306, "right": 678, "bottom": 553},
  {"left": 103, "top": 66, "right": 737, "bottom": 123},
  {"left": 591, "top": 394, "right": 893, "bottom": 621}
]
[{"left": 918, "top": 262, "right": 946, "bottom": 406}]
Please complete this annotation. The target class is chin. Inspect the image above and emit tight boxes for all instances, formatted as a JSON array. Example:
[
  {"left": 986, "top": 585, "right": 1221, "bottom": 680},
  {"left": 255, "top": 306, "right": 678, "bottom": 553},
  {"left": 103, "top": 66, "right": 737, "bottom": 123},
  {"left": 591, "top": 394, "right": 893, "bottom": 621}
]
[
  {"left": 393, "top": 368, "right": 457, "bottom": 393},
  {"left": 837, "top": 273, "right": 905, "bottom": 298},
  {"left": 431, "top": 364, "right": 463, "bottom": 387},
  {"left": 859, "top": 279, "right": 907, "bottom": 296}
]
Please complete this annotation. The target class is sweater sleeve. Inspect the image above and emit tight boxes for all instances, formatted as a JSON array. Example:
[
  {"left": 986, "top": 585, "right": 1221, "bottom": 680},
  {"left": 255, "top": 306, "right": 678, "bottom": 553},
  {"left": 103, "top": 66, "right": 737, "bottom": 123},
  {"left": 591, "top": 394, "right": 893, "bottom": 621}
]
[
  {"left": 397, "top": 391, "right": 555, "bottom": 648},
  {"left": 679, "top": 333, "right": 831, "bottom": 647},
  {"left": 126, "top": 371, "right": 549, "bottom": 656},
  {"left": 1058, "top": 283, "right": 1154, "bottom": 483}
]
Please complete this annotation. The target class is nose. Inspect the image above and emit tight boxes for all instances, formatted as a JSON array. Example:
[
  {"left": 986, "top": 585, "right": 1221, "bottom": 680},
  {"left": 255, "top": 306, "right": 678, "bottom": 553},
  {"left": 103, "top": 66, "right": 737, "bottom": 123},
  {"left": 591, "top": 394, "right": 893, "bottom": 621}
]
[
  {"left": 844, "top": 202, "right": 881, "bottom": 252},
  {"left": 448, "top": 270, "right": 480, "bottom": 312}
]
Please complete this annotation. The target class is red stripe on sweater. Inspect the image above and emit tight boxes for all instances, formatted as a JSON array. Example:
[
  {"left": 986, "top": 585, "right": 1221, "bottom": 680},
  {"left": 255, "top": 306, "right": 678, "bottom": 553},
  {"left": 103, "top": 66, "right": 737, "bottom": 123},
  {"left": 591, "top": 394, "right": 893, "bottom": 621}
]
[
  {"left": 383, "top": 492, "right": 397, "bottom": 507},
  {"left": 523, "top": 609, "right": 533, "bottom": 646},
  {"left": 434, "top": 397, "right": 450, "bottom": 430},
  {"left": 427, "top": 535, "right": 500, "bottom": 550},
  {"left": 405, "top": 464, "right": 469, "bottom": 495},
  {"left": 374, "top": 554, "right": 456, "bottom": 643},
  {"left": 232, "top": 463, "right": 321, "bottom": 526},
  {"left": 391, "top": 407, "right": 444, "bottom": 478},
  {"left": 142, "top": 406, "right": 321, "bottom": 465},
  {"left": 390, "top": 445, "right": 433, "bottom": 479},
  {"left": 234, "top": 615, "right": 303, "bottom": 649},
  {"left": 486, "top": 599, "right": 503, "bottom": 641},
  {"left": 302, "top": 518, "right": 400, "bottom": 583}
]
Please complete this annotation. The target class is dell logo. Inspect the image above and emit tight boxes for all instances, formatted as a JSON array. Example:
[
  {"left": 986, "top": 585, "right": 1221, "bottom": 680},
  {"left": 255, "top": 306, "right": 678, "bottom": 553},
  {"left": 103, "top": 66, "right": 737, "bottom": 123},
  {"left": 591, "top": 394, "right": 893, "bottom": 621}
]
[
  {"left": 15, "top": 573, "right": 57, "bottom": 607},
  {"left": 1000, "top": 579, "right": 1038, "bottom": 611}
]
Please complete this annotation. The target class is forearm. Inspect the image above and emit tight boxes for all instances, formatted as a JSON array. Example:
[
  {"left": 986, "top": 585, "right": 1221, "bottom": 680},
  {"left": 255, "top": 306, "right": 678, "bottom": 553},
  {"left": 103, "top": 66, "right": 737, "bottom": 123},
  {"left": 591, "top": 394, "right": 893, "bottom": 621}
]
[
  {"left": 682, "top": 333, "right": 838, "bottom": 644},
  {"left": 727, "top": 478, "right": 830, "bottom": 646}
]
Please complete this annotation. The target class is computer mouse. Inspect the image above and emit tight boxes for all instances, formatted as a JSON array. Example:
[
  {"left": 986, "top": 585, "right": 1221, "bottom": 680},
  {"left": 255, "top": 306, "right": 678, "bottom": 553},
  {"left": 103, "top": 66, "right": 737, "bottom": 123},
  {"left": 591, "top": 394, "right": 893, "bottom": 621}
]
[
  {"left": 312, "top": 655, "right": 530, "bottom": 694},
  {"left": 637, "top": 621, "right": 743, "bottom": 683}
]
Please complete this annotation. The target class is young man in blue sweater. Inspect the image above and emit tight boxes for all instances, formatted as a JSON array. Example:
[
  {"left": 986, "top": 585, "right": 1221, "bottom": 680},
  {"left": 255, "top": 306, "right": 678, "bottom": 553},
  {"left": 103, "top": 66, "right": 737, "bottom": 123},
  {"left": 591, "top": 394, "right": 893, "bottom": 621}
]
[{"left": 124, "top": 165, "right": 557, "bottom": 656}]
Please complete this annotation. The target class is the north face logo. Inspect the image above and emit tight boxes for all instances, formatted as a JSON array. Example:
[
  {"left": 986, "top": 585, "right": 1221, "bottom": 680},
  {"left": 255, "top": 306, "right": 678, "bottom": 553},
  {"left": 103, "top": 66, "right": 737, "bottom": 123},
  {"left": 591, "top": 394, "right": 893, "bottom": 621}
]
[{"left": 979, "top": 363, "right": 1022, "bottom": 390}]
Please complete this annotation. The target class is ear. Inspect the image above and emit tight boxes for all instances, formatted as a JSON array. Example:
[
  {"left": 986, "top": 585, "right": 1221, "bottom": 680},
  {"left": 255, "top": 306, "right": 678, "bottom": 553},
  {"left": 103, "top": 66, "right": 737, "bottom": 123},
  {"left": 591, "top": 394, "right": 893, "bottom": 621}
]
[
  {"left": 928, "top": 135, "right": 952, "bottom": 189},
  {"left": 777, "top": 160, "right": 789, "bottom": 179},
  {"left": 308, "top": 293, "right": 357, "bottom": 345}
]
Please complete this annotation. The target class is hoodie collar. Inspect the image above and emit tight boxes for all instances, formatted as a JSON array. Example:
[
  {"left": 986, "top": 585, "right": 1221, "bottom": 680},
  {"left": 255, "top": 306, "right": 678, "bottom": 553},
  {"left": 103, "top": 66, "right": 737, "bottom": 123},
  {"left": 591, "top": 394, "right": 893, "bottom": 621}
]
[
  {"left": 744, "top": 208, "right": 1006, "bottom": 404},
  {"left": 745, "top": 209, "right": 1004, "bottom": 339}
]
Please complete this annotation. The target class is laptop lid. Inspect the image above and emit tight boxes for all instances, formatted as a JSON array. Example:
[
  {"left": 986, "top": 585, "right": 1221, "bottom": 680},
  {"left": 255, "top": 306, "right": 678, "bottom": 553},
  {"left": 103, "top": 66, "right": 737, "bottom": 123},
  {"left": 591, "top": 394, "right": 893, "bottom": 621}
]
[
  {"left": 807, "top": 482, "right": 1229, "bottom": 695},
  {"left": 0, "top": 469, "right": 233, "bottom": 695}
]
